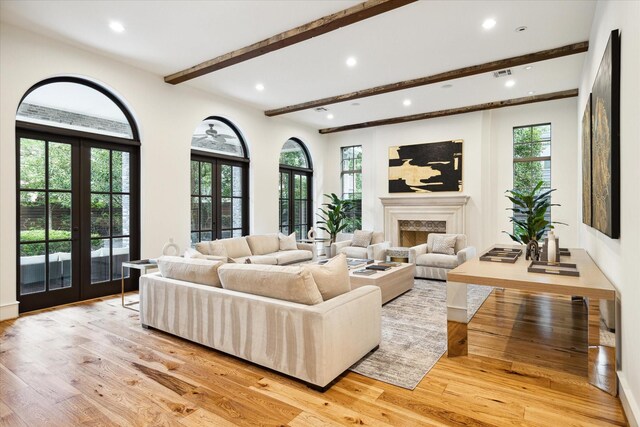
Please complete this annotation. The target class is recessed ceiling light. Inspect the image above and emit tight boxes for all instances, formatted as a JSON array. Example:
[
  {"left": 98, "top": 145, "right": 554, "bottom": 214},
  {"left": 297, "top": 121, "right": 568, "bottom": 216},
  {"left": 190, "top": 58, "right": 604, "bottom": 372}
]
[
  {"left": 403, "top": 99, "right": 412, "bottom": 107},
  {"left": 346, "top": 57, "right": 357, "bottom": 67},
  {"left": 525, "top": 66, "right": 533, "bottom": 70},
  {"left": 505, "top": 80, "right": 515, "bottom": 88},
  {"left": 515, "top": 26, "right": 528, "bottom": 32},
  {"left": 255, "top": 83, "right": 265, "bottom": 91},
  {"left": 327, "top": 114, "right": 334, "bottom": 120},
  {"left": 528, "top": 91, "right": 536, "bottom": 95},
  {"left": 442, "top": 84, "right": 453, "bottom": 89},
  {"left": 482, "top": 18, "right": 496, "bottom": 30},
  {"left": 109, "top": 21, "right": 125, "bottom": 33}
]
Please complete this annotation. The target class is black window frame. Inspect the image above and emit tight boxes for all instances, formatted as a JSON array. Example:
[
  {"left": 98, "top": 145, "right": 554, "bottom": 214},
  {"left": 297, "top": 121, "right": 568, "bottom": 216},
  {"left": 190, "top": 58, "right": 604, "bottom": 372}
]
[
  {"left": 340, "top": 145, "right": 362, "bottom": 233},
  {"left": 279, "top": 138, "right": 313, "bottom": 238}
]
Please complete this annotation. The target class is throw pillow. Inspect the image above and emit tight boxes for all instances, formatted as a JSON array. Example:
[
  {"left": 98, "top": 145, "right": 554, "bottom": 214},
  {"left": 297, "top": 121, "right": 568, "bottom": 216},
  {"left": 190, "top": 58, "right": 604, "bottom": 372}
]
[
  {"left": 157, "top": 256, "right": 223, "bottom": 287},
  {"left": 218, "top": 264, "right": 323, "bottom": 305},
  {"left": 208, "top": 241, "right": 228, "bottom": 257},
  {"left": 302, "top": 253, "right": 350, "bottom": 301},
  {"left": 184, "top": 248, "right": 204, "bottom": 259},
  {"left": 351, "top": 230, "right": 373, "bottom": 248},
  {"left": 279, "top": 232, "right": 298, "bottom": 251},
  {"left": 432, "top": 234, "right": 457, "bottom": 255}
]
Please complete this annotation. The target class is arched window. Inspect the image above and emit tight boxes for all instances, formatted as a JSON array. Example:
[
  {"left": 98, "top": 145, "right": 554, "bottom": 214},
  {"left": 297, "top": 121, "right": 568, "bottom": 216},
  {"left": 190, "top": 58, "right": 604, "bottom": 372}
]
[
  {"left": 191, "top": 117, "right": 249, "bottom": 245},
  {"left": 16, "top": 77, "right": 140, "bottom": 313},
  {"left": 279, "top": 138, "right": 312, "bottom": 238}
]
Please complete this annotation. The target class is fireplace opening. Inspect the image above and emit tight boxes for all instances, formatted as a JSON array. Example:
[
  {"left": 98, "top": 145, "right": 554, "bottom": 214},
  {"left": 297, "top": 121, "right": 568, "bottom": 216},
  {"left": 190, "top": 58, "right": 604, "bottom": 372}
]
[{"left": 398, "top": 220, "right": 446, "bottom": 247}]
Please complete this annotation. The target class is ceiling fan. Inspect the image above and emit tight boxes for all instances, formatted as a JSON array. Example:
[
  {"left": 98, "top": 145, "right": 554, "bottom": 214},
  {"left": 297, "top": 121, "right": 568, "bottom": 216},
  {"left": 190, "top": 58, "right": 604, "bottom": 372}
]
[{"left": 204, "top": 124, "right": 236, "bottom": 143}]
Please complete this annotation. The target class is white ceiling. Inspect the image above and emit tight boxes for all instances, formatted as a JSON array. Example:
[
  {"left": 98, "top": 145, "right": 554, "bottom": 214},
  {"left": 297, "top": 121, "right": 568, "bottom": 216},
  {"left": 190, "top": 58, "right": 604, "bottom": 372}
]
[{"left": 0, "top": 0, "right": 596, "bottom": 131}]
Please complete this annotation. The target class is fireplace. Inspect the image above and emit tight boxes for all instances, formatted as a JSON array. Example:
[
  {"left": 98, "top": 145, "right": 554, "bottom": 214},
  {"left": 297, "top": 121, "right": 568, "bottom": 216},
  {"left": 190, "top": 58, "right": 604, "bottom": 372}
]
[
  {"left": 380, "top": 195, "right": 469, "bottom": 247},
  {"left": 398, "top": 220, "right": 447, "bottom": 247}
]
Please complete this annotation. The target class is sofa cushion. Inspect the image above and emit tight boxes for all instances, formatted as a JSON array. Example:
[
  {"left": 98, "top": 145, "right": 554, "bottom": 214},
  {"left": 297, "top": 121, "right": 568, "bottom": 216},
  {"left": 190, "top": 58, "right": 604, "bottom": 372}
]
[
  {"left": 248, "top": 255, "right": 278, "bottom": 265},
  {"left": 371, "top": 231, "right": 385, "bottom": 245},
  {"left": 221, "top": 237, "right": 253, "bottom": 259},
  {"left": 416, "top": 253, "right": 459, "bottom": 269},
  {"left": 279, "top": 232, "right": 298, "bottom": 251},
  {"left": 218, "top": 264, "right": 323, "bottom": 305},
  {"left": 338, "top": 246, "right": 368, "bottom": 259},
  {"left": 195, "top": 241, "right": 228, "bottom": 257},
  {"left": 427, "top": 233, "right": 467, "bottom": 254},
  {"left": 302, "top": 254, "right": 350, "bottom": 301},
  {"left": 352, "top": 230, "right": 373, "bottom": 248},
  {"left": 157, "top": 256, "right": 223, "bottom": 287},
  {"left": 246, "top": 234, "right": 280, "bottom": 255},
  {"left": 184, "top": 248, "right": 204, "bottom": 259},
  {"left": 432, "top": 234, "right": 457, "bottom": 255},
  {"left": 271, "top": 249, "right": 313, "bottom": 265}
]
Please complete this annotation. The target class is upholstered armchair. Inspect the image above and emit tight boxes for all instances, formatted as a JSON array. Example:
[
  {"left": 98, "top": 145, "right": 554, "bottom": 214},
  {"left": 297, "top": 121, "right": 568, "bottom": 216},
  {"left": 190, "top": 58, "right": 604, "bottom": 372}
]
[
  {"left": 331, "top": 230, "right": 390, "bottom": 261},
  {"left": 409, "top": 233, "right": 476, "bottom": 280}
]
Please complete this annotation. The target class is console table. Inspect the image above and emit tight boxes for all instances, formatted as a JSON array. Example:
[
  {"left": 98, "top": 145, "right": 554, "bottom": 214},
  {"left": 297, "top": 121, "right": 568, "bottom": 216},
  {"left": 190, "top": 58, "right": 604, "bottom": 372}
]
[{"left": 446, "top": 246, "right": 617, "bottom": 396}]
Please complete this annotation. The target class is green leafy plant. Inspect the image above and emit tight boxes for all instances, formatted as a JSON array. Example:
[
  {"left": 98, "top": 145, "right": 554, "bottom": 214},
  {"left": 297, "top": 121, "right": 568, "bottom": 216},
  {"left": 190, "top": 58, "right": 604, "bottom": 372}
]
[
  {"left": 504, "top": 181, "right": 566, "bottom": 244},
  {"left": 316, "top": 193, "right": 355, "bottom": 244}
]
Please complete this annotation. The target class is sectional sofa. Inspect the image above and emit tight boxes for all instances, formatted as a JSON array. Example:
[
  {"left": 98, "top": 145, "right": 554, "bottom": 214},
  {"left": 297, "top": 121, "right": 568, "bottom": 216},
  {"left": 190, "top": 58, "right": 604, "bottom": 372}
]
[{"left": 139, "top": 255, "right": 381, "bottom": 389}]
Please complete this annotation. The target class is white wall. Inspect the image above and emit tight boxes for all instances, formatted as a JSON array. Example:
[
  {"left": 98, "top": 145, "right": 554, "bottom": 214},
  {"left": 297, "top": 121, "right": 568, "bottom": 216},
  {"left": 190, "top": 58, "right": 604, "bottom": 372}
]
[
  {"left": 0, "top": 24, "right": 327, "bottom": 320},
  {"left": 577, "top": 1, "right": 640, "bottom": 422},
  {"left": 324, "top": 97, "right": 579, "bottom": 252}
]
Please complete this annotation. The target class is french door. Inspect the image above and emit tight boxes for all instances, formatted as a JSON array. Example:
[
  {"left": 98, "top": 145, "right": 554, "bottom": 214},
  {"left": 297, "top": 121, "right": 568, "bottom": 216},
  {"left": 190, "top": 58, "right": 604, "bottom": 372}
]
[
  {"left": 17, "top": 129, "right": 139, "bottom": 312},
  {"left": 279, "top": 168, "right": 312, "bottom": 238}
]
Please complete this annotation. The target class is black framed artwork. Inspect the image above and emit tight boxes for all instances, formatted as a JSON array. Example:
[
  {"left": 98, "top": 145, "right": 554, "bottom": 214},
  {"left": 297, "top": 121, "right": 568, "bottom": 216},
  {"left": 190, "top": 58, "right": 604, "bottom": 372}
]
[{"left": 591, "top": 29, "right": 620, "bottom": 239}]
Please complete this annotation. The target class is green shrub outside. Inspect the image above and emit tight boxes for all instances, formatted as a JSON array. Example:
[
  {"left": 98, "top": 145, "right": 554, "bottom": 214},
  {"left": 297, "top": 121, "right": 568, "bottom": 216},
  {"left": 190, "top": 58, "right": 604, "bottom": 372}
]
[{"left": 20, "top": 229, "right": 102, "bottom": 256}]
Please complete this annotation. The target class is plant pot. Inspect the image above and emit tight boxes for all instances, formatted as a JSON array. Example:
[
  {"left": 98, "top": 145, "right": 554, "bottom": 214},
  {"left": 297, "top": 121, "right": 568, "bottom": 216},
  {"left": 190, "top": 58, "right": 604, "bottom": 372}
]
[{"left": 324, "top": 245, "right": 333, "bottom": 258}]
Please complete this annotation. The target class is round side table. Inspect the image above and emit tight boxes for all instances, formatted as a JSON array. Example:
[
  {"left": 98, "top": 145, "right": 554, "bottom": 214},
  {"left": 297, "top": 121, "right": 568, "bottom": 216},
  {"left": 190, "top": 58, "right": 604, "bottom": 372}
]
[{"left": 387, "top": 246, "right": 410, "bottom": 263}]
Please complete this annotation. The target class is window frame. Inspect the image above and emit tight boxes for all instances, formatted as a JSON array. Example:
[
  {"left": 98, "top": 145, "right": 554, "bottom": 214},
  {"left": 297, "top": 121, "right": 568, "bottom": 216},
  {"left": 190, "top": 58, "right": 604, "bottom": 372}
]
[
  {"left": 279, "top": 138, "right": 313, "bottom": 238},
  {"left": 340, "top": 145, "right": 362, "bottom": 233}
]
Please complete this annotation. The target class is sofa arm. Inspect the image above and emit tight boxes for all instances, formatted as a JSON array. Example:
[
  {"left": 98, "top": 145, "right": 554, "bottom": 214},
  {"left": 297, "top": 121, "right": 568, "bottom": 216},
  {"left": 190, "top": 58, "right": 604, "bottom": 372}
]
[
  {"left": 331, "top": 239, "right": 352, "bottom": 255},
  {"left": 296, "top": 242, "right": 317, "bottom": 260},
  {"left": 457, "top": 246, "right": 477, "bottom": 266},
  {"left": 367, "top": 241, "right": 390, "bottom": 261},
  {"left": 409, "top": 243, "right": 428, "bottom": 264}
]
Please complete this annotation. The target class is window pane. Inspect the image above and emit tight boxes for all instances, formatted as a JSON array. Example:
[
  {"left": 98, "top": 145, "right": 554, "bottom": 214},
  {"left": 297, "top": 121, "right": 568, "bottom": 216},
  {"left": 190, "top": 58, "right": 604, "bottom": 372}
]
[
  {"left": 281, "top": 200, "right": 289, "bottom": 225},
  {"left": 112, "top": 195, "right": 130, "bottom": 236},
  {"left": 91, "top": 238, "right": 110, "bottom": 284},
  {"left": 353, "top": 145, "right": 362, "bottom": 160},
  {"left": 233, "top": 199, "right": 242, "bottom": 228},
  {"left": 20, "top": 191, "right": 46, "bottom": 241},
  {"left": 191, "top": 119, "right": 244, "bottom": 157},
  {"left": 112, "top": 237, "right": 130, "bottom": 280},
  {"left": 190, "top": 161, "right": 199, "bottom": 195},
  {"left": 232, "top": 166, "right": 243, "bottom": 197},
  {"left": 20, "top": 243, "right": 46, "bottom": 295},
  {"left": 91, "top": 148, "right": 110, "bottom": 192},
  {"left": 191, "top": 197, "right": 199, "bottom": 231},
  {"left": 20, "top": 139, "right": 45, "bottom": 189},
  {"left": 221, "top": 197, "right": 231, "bottom": 228},
  {"left": 200, "top": 163, "right": 212, "bottom": 196},
  {"left": 48, "top": 142, "right": 71, "bottom": 190},
  {"left": 49, "top": 241, "right": 71, "bottom": 290},
  {"left": 232, "top": 229, "right": 242, "bottom": 238},
  {"left": 201, "top": 197, "right": 212, "bottom": 230},
  {"left": 294, "top": 175, "right": 301, "bottom": 199},
  {"left": 191, "top": 232, "right": 199, "bottom": 248},
  {"left": 281, "top": 172, "right": 289, "bottom": 199},
  {"left": 300, "top": 175, "right": 307, "bottom": 198},
  {"left": 279, "top": 139, "right": 308, "bottom": 168},
  {"left": 221, "top": 165, "right": 231, "bottom": 197},
  {"left": 221, "top": 230, "right": 232, "bottom": 239},
  {"left": 91, "top": 194, "right": 110, "bottom": 237},
  {"left": 201, "top": 232, "right": 212, "bottom": 242},
  {"left": 112, "top": 151, "right": 130, "bottom": 193},
  {"left": 49, "top": 192, "right": 72, "bottom": 237}
]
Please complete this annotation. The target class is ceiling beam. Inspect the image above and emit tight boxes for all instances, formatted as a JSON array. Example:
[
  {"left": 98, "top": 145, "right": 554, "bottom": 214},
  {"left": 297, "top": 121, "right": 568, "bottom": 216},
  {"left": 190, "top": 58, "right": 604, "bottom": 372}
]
[
  {"left": 265, "top": 41, "right": 588, "bottom": 116},
  {"left": 164, "top": 0, "right": 417, "bottom": 85},
  {"left": 318, "top": 89, "right": 578, "bottom": 134}
]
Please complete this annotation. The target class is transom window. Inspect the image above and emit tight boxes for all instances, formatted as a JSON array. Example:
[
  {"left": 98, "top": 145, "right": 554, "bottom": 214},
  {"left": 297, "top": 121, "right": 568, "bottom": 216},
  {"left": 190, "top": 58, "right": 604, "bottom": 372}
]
[
  {"left": 191, "top": 117, "right": 249, "bottom": 245},
  {"left": 341, "top": 145, "right": 362, "bottom": 233},
  {"left": 279, "top": 138, "right": 312, "bottom": 238}
]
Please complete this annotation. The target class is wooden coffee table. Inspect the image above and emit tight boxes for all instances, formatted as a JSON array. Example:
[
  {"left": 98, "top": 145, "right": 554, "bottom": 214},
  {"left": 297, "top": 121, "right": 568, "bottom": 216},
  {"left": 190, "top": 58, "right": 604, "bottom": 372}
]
[{"left": 350, "top": 263, "right": 415, "bottom": 305}]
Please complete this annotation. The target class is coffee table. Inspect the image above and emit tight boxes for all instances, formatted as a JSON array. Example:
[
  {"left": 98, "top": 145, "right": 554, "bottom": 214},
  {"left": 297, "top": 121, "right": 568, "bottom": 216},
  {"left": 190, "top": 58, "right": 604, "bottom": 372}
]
[{"left": 350, "top": 262, "right": 415, "bottom": 304}]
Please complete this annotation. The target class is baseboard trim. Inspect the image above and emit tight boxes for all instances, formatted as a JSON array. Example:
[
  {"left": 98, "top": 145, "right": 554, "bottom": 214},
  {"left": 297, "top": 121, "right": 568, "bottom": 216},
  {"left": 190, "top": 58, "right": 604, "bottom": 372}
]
[
  {"left": 0, "top": 301, "right": 20, "bottom": 321},
  {"left": 619, "top": 371, "right": 639, "bottom": 427}
]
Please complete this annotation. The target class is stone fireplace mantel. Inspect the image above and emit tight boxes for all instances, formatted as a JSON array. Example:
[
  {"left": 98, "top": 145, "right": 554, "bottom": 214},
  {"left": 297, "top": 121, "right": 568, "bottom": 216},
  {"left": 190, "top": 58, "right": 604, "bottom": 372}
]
[{"left": 380, "top": 195, "right": 470, "bottom": 246}]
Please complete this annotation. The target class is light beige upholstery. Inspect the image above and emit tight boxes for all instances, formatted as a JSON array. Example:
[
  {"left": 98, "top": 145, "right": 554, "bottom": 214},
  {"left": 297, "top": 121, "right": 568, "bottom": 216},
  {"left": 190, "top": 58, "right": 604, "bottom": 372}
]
[
  {"left": 302, "top": 253, "right": 350, "bottom": 301},
  {"left": 139, "top": 272, "right": 381, "bottom": 388},
  {"left": 410, "top": 233, "right": 476, "bottom": 280},
  {"left": 195, "top": 234, "right": 316, "bottom": 265},
  {"left": 219, "top": 264, "right": 323, "bottom": 305},
  {"left": 331, "top": 231, "right": 390, "bottom": 261},
  {"left": 157, "top": 256, "right": 224, "bottom": 288}
]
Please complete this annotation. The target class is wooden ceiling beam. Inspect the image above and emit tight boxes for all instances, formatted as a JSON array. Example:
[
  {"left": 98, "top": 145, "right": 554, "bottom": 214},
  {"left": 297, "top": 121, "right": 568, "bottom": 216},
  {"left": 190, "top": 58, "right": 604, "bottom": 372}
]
[
  {"left": 318, "top": 89, "right": 578, "bottom": 134},
  {"left": 164, "top": 0, "right": 417, "bottom": 85},
  {"left": 265, "top": 42, "right": 588, "bottom": 116}
]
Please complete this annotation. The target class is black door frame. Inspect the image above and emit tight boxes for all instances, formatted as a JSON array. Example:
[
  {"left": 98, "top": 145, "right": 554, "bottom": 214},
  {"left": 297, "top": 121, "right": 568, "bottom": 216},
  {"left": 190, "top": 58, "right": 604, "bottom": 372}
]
[{"left": 279, "top": 165, "right": 313, "bottom": 236}]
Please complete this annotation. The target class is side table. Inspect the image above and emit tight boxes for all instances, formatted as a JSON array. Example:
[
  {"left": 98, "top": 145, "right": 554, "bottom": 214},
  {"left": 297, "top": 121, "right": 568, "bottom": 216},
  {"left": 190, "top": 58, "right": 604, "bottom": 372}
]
[
  {"left": 121, "top": 259, "right": 158, "bottom": 311},
  {"left": 298, "top": 238, "right": 330, "bottom": 257},
  {"left": 387, "top": 246, "right": 410, "bottom": 263}
]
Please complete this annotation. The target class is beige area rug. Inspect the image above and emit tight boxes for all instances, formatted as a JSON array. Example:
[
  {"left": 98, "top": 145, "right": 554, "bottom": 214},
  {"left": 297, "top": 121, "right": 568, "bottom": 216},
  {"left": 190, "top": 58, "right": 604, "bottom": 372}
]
[{"left": 349, "top": 279, "right": 493, "bottom": 390}]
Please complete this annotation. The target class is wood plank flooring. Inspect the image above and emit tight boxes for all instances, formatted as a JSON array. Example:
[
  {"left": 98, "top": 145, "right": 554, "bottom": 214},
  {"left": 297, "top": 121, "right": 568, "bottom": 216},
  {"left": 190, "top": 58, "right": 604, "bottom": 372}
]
[{"left": 0, "top": 288, "right": 628, "bottom": 426}]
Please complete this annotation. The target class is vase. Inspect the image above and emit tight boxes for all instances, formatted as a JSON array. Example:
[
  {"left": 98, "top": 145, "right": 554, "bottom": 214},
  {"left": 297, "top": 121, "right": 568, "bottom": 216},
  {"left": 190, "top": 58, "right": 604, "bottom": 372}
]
[
  {"left": 547, "top": 231, "right": 557, "bottom": 264},
  {"left": 162, "top": 238, "right": 180, "bottom": 256},
  {"left": 526, "top": 239, "right": 540, "bottom": 261}
]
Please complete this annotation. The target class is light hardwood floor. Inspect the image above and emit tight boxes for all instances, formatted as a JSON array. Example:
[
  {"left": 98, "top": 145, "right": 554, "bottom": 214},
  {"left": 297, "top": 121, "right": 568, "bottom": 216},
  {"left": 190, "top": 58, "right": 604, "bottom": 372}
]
[{"left": 0, "top": 289, "right": 628, "bottom": 426}]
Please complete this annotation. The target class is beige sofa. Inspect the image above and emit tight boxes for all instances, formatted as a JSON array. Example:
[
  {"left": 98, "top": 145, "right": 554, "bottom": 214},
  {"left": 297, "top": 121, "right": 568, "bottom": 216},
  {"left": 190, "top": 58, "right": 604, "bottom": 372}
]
[
  {"left": 409, "top": 233, "right": 476, "bottom": 280},
  {"left": 139, "top": 258, "right": 381, "bottom": 389},
  {"left": 195, "top": 233, "right": 315, "bottom": 265},
  {"left": 331, "top": 231, "right": 390, "bottom": 260}
]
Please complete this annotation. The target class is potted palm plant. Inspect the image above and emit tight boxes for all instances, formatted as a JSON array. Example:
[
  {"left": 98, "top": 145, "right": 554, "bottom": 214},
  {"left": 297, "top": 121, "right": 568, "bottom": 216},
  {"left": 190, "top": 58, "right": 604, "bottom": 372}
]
[
  {"left": 316, "top": 193, "right": 355, "bottom": 257},
  {"left": 504, "top": 181, "right": 566, "bottom": 260}
]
